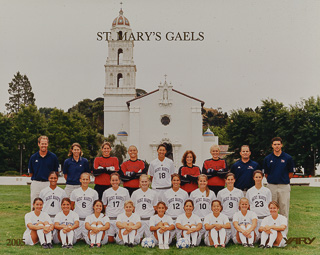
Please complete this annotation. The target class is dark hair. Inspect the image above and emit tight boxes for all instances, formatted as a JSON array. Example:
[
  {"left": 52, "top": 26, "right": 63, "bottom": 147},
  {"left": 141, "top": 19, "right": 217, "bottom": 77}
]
[
  {"left": 68, "top": 143, "right": 83, "bottom": 157},
  {"left": 271, "top": 137, "right": 282, "bottom": 144},
  {"left": 240, "top": 145, "right": 250, "bottom": 151},
  {"left": 61, "top": 197, "right": 71, "bottom": 205},
  {"left": 211, "top": 200, "right": 223, "bottom": 212},
  {"left": 181, "top": 150, "right": 196, "bottom": 165},
  {"left": 93, "top": 199, "right": 105, "bottom": 214},
  {"left": 101, "top": 141, "right": 112, "bottom": 150},
  {"left": 157, "top": 144, "right": 167, "bottom": 151},
  {"left": 253, "top": 170, "right": 264, "bottom": 178},
  {"left": 155, "top": 201, "right": 167, "bottom": 214},
  {"left": 184, "top": 199, "right": 194, "bottom": 209},
  {"left": 110, "top": 172, "right": 120, "bottom": 181},
  {"left": 171, "top": 173, "right": 181, "bottom": 188},
  {"left": 48, "top": 171, "right": 58, "bottom": 178},
  {"left": 32, "top": 197, "right": 43, "bottom": 211},
  {"left": 225, "top": 172, "right": 235, "bottom": 180}
]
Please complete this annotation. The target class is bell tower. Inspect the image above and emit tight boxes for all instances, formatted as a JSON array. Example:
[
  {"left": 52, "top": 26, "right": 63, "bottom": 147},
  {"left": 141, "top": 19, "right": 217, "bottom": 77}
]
[{"left": 104, "top": 7, "right": 136, "bottom": 137}]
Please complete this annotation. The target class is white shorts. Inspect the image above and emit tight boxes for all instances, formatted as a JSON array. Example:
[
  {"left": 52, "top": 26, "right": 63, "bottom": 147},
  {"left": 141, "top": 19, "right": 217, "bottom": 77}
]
[
  {"left": 83, "top": 230, "right": 109, "bottom": 245},
  {"left": 231, "top": 225, "right": 259, "bottom": 244},
  {"left": 75, "top": 220, "right": 85, "bottom": 240},
  {"left": 115, "top": 230, "right": 141, "bottom": 245},
  {"left": 138, "top": 219, "right": 152, "bottom": 238},
  {"left": 23, "top": 229, "right": 38, "bottom": 246},
  {"left": 108, "top": 220, "right": 117, "bottom": 237},
  {"left": 150, "top": 230, "right": 174, "bottom": 245},
  {"left": 204, "top": 228, "right": 231, "bottom": 246},
  {"left": 52, "top": 229, "right": 77, "bottom": 244}
]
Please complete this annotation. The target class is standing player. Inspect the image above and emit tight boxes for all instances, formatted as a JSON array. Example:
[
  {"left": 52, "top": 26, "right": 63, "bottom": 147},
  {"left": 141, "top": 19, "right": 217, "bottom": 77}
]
[
  {"left": 93, "top": 142, "right": 120, "bottom": 200},
  {"left": 263, "top": 137, "right": 294, "bottom": 218},
  {"left": 246, "top": 170, "right": 271, "bottom": 230},
  {"left": 63, "top": 143, "right": 90, "bottom": 197},
  {"left": 203, "top": 200, "right": 231, "bottom": 248},
  {"left": 102, "top": 172, "right": 130, "bottom": 243},
  {"left": 131, "top": 174, "right": 158, "bottom": 239},
  {"left": 28, "top": 135, "right": 59, "bottom": 208},
  {"left": 178, "top": 150, "right": 201, "bottom": 195},
  {"left": 190, "top": 175, "right": 216, "bottom": 221},
  {"left": 162, "top": 174, "right": 189, "bottom": 222},
  {"left": 232, "top": 197, "right": 258, "bottom": 247},
  {"left": 54, "top": 198, "right": 79, "bottom": 248},
  {"left": 202, "top": 145, "right": 228, "bottom": 195},
  {"left": 148, "top": 144, "right": 176, "bottom": 200},
  {"left": 217, "top": 173, "right": 244, "bottom": 222},
  {"left": 23, "top": 198, "right": 54, "bottom": 249},
  {"left": 231, "top": 145, "right": 260, "bottom": 195},
  {"left": 70, "top": 172, "right": 99, "bottom": 240},
  {"left": 39, "top": 171, "right": 67, "bottom": 220},
  {"left": 149, "top": 202, "right": 175, "bottom": 249},
  {"left": 120, "top": 145, "right": 147, "bottom": 196}
]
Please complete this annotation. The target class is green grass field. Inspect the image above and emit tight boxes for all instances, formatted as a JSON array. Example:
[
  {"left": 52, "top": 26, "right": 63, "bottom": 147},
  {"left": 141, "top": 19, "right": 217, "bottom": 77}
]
[{"left": 0, "top": 185, "right": 319, "bottom": 255}]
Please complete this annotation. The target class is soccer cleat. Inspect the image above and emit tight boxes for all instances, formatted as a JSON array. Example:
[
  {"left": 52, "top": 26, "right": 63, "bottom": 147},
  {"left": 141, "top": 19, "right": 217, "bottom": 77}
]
[
  {"left": 89, "top": 244, "right": 94, "bottom": 248},
  {"left": 248, "top": 243, "right": 254, "bottom": 248},
  {"left": 62, "top": 244, "right": 68, "bottom": 248},
  {"left": 128, "top": 243, "right": 134, "bottom": 248},
  {"left": 164, "top": 244, "right": 169, "bottom": 249},
  {"left": 265, "top": 245, "right": 271, "bottom": 249},
  {"left": 159, "top": 244, "right": 164, "bottom": 249},
  {"left": 258, "top": 244, "right": 265, "bottom": 248},
  {"left": 242, "top": 243, "right": 248, "bottom": 247},
  {"left": 41, "top": 243, "right": 49, "bottom": 249},
  {"left": 67, "top": 244, "right": 73, "bottom": 249}
]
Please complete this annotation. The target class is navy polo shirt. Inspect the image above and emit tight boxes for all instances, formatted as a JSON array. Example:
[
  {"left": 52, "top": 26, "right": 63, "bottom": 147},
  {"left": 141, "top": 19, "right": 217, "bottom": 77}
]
[
  {"left": 263, "top": 152, "right": 294, "bottom": 184},
  {"left": 231, "top": 159, "right": 260, "bottom": 191},
  {"left": 63, "top": 157, "right": 90, "bottom": 185},
  {"left": 28, "top": 151, "right": 59, "bottom": 181}
]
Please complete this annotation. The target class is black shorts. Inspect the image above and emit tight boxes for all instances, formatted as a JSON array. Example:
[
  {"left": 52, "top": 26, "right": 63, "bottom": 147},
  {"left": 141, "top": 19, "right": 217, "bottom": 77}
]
[
  {"left": 94, "top": 184, "right": 111, "bottom": 200},
  {"left": 208, "top": 185, "right": 225, "bottom": 196}
]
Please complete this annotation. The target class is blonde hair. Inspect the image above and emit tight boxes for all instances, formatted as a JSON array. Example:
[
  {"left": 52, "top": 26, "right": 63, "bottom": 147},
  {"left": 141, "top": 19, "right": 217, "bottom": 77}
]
[
  {"left": 268, "top": 201, "right": 280, "bottom": 209},
  {"left": 124, "top": 200, "right": 134, "bottom": 208},
  {"left": 239, "top": 197, "right": 250, "bottom": 210},
  {"left": 80, "top": 172, "right": 91, "bottom": 179},
  {"left": 38, "top": 135, "right": 49, "bottom": 143},
  {"left": 210, "top": 144, "right": 220, "bottom": 152}
]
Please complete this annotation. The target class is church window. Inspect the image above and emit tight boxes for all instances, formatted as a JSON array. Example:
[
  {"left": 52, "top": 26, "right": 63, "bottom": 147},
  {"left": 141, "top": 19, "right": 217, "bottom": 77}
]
[
  {"left": 161, "top": 115, "right": 170, "bottom": 126},
  {"left": 118, "top": 48, "right": 123, "bottom": 65},
  {"left": 118, "top": 31, "right": 123, "bottom": 40},
  {"left": 117, "top": 73, "right": 123, "bottom": 87}
]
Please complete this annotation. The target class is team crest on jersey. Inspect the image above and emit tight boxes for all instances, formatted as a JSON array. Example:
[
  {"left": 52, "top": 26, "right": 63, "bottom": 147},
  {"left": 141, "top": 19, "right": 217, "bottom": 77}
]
[
  {"left": 281, "top": 159, "right": 285, "bottom": 163},
  {"left": 248, "top": 166, "right": 253, "bottom": 169},
  {"left": 270, "top": 160, "right": 273, "bottom": 163}
]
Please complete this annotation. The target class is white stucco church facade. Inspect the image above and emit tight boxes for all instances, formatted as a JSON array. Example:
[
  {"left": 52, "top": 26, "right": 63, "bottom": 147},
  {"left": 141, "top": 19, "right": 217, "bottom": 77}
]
[{"left": 104, "top": 9, "right": 218, "bottom": 167}]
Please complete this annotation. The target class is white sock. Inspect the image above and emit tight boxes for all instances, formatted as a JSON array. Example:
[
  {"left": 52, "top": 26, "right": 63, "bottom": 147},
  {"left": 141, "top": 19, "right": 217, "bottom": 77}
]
[
  {"left": 67, "top": 230, "right": 74, "bottom": 245},
  {"left": 210, "top": 228, "right": 219, "bottom": 245},
  {"left": 60, "top": 230, "right": 67, "bottom": 245},
  {"left": 267, "top": 229, "right": 277, "bottom": 247},
  {"left": 128, "top": 230, "right": 136, "bottom": 244},
  {"left": 163, "top": 230, "right": 170, "bottom": 245},
  {"left": 260, "top": 231, "right": 268, "bottom": 245},
  {"left": 96, "top": 225, "right": 103, "bottom": 244},
  {"left": 239, "top": 225, "right": 247, "bottom": 244},
  {"left": 157, "top": 229, "right": 164, "bottom": 245},
  {"left": 90, "top": 224, "right": 97, "bottom": 244},
  {"left": 37, "top": 224, "right": 46, "bottom": 245},
  {"left": 190, "top": 226, "right": 197, "bottom": 245},
  {"left": 219, "top": 228, "right": 226, "bottom": 245},
  {"left": 121, "top": 229, "right": 128, "bottom": 244}
]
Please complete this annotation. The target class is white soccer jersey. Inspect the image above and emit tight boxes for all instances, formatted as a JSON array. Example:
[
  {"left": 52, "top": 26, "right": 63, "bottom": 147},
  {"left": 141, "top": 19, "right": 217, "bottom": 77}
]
[
  {"left": 176, "top": 213, "right": 201, "bottom": 226},
  {"left": 102, "top": 186, "right": 130, "bottom": 217},
  {"left": 85, "top": 213, "right": 110, "bottom": 225},
  {"left": 116, "top": 212, "right": 141, "bottom": 224},
  {"left": 39, "top": 186, "right": 67, "bottom": 216},
  {"left": 149, "top": 214, "right": 174, "bottom": 227},
  {"left": 54, "top": 210, "right": 79, "bottom": 226},
  {"left": 233, "top": 210, "right": 257, "bottom": 226},
  {"left": 260, "top": 214, "right": 288, "bottom": 237},
  {"left": 217, "top": 188, "right": 244, "bottom": 219},
  {"left": 163, "top": 188, "right": 189, "bottom": 218},
  {"left": 246, "top": 186, "right": 272, "bottom": 217},
  {"left": 203, "top": 212, "right": 229, "bottom": 226},
  {"left": 190, "top": 189, "right": 216, "bottom": 219},
  {"left": 70, "top": 187, "right": 99, "bottom": 219},
  {"left": 25, "top": 211, "right": 52, "bottom": 228},
  {"left": 148, "top": 157, "right": 176, "bottom": 189},
  {"left": 131, "top": 188, "right": 158, "bottom": 218}
]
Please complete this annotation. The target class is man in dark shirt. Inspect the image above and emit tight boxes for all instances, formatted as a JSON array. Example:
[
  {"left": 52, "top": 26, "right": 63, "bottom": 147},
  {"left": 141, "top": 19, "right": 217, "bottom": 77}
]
[
  {"left": 263, "top": 137, "right": 294, "bottom": 218},
  {"left": 28, "top": 136, "right": 59, "bottom": 208},
  {"left": 231, "top": 145, "right": 260, "bottom": 196}
]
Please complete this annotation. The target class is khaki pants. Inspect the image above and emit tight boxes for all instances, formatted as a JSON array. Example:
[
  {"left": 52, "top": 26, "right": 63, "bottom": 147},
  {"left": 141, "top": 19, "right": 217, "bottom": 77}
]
[
  {"left": 30, "top": 180, "right": 49, "bottom": 209},
  {"left": 267, "top": 184, "right": 290, "bottom": 218},
  {"left": 65, "top": 184, "right": 81, "bottom": 197}
]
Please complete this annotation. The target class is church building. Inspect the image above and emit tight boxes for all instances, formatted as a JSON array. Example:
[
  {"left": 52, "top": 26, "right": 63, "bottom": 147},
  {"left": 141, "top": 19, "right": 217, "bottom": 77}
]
[{"left": 104, "top": 8, "right": 218, "bottom": 167}]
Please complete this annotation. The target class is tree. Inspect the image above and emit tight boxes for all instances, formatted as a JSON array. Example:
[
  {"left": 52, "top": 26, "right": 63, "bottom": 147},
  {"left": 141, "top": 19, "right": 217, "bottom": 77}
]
[
  {"left": 5, "top": 72, "right": 35, "bottom": 113},
  {"left": 0, "top": 113, "right": 15, "bottom": 172}
]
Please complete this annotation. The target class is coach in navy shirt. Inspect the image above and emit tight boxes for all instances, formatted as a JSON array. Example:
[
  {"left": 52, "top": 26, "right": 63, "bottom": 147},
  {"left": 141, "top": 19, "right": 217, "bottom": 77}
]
[
  {"left": 63, "top": 142, "right": 90, "bottom": 197},
  {"left": 28, "top": 135, "right": 59, "bottom": 208},
  {"left": 263, "top": 137, "right": 294, "bottom": 218},
  {"left": 231, "top": 145, "right": 260, "bottom": 195}
]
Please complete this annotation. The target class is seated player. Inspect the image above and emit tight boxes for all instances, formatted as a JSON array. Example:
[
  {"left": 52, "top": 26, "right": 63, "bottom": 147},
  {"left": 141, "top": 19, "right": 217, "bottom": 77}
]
[{"left": 23, "top": 198, "right": 54, "bottom": 249}]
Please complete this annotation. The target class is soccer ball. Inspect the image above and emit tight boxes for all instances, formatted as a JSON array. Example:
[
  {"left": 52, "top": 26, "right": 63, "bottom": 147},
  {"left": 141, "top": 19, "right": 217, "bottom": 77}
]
[
  {"left": 176, "top": 238, "right": 190, "bottom": 249},
  {"left": 141, "top": 237, "right": 155, "bottom": 248}
]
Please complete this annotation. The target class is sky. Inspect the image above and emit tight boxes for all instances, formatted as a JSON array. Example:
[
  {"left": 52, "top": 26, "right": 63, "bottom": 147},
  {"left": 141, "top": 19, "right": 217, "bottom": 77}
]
[{"left": 0, "top": 0, "right": 319, "bottom": 114}]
